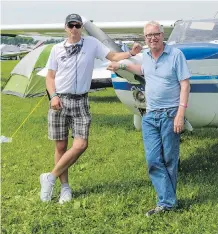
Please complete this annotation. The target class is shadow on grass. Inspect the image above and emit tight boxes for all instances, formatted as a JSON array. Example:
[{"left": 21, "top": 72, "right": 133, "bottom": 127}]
[
  {"left": 73, "top": 179, "right": 151, "bottom": 198},
  {"left": 181, "top": 128, "right": 218, "bottom": 141},
  {"left": 89, "top": 95, "right": 120, "bottom": 103},
  {"left": 179, "top": 142, "right": 218, "bottom": 207},
  {"left": 92, "top": 113, "right": 136, "bottom": 131}
]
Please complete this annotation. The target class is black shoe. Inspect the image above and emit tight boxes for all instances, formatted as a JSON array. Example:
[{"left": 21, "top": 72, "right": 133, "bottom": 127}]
[{"left": 145, "top": 206, "right": 171, "bottom": 217}]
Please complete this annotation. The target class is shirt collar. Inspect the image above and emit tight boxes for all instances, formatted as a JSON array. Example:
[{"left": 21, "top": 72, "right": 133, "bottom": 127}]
[
  {"left": 163, "top": 43, "right": 171, "bottom": 54},
  {"left": 63, "top": 37, "right": 84, "bottom": 47}
]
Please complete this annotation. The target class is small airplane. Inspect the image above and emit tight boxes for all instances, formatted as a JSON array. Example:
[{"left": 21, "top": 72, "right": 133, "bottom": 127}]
[
  {"left": 0, "top": 44, "right": 29, "bottom": 60},
  {"left": 0, "top": 40, "right": 45, "bottom": 60},
  {"left": 1, "top": 17, "right": 218, "bottom": 131}
]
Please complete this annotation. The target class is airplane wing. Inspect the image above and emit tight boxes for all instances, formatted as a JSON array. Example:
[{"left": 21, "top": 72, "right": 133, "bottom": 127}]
[
  {"left": 1, "top": 50, "right": 30, "bottom": 59},
  {"left": 1, "top": 17, "right": 175, "bottom": 84},
  {"left": 1, "top": 19, "right": 175, "bottom": 40}
]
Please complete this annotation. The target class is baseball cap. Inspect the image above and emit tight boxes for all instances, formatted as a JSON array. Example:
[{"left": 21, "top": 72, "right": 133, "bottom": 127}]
[{"left": 65, "top": 14, "right": 83, "bottom": 25}]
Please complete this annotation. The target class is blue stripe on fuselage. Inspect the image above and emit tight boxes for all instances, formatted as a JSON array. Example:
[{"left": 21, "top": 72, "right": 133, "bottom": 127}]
[
  {"left": 112, "top": 80, "right": 218, "bottom": 93},
  {"left": 191, "top": 83, "right": 218, "bottom": 93},
  {"left": 191, "top": 75, "right": 218, "bottom": 80},
  {"left": 171, "top": 43, "right": 218, "bottom": 60}
]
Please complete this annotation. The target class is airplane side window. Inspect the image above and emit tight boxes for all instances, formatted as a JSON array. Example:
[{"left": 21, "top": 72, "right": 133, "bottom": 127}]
[
  {"left": 167, "top": 24, "right": 184, "bottom": 44},
  {"left": 211, "top": 25, "right": 218, "bottom": 40},
  {"left": 168, "top": 20, "right": 218, "bottom": 44}
]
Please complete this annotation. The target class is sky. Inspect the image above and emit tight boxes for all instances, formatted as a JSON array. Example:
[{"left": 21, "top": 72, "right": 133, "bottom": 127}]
[{"left": 1, "top": 0, "right": 218, "bottom": 25}]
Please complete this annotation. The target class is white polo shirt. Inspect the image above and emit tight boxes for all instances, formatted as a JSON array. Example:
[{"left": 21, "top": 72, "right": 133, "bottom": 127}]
[{"left": 46, "top": 36, "right": 110, "bottom": 94}]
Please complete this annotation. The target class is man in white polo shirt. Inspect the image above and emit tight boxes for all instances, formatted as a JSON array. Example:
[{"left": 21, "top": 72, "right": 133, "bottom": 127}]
[{"left": 40, "top": 13, "right": 142, "bottom": 203}]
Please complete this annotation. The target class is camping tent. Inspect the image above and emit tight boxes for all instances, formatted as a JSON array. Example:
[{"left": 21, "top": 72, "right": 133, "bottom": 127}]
[{"left": 2, "top": 44, "right": 54, "bottom": 97}]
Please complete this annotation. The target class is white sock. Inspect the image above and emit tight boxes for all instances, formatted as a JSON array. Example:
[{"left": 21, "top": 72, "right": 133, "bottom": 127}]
[
  {"left": 61, "top": 183, "right": 70, "bottom": 189},
  {"left": 47, "top": 173, "right": 56, "bottom": 184}
]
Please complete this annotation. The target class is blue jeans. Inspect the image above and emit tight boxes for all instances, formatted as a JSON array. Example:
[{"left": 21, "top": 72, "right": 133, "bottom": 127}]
[{"left": 142, "top": 107, "right": 180, "bottom": 208}]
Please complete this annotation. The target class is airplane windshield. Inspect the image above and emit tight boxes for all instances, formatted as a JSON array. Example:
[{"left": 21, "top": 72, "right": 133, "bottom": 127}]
[{"left": 167, "top": 19, "right": 218, "bottom": 44}]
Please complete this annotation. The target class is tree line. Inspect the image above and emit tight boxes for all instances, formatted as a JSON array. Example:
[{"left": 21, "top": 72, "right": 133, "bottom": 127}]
[{"left": 1, "top": 36, "right": 64, "bottom": 45}]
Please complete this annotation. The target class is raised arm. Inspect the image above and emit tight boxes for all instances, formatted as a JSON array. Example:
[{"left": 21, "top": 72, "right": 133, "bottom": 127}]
[
  {"left": 106, "top": 51, "right": 132, "bottom": 62},
  {"left": 106, "top": 42, "right": 142, "bottom": 62},
  {"left": 107, "top": 61, "right": 143, "bottom": 75}
]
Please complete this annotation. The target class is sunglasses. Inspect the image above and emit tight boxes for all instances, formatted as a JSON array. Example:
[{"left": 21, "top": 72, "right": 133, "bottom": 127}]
[{"left": 67, "top": 23, "right": 82, "bottom": 29}]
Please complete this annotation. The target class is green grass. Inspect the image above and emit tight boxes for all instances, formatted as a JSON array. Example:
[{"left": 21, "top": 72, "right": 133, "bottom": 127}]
[
  {"left": 1, "top": 89, "right": 218, "bottom": 234},
  {"left": 1, "top": 60, "right": 19, "bottom": 90}
]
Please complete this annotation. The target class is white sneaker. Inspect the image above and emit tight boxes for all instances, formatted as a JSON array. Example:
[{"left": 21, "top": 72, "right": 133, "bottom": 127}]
[
  {"left": 59, "top": 187, "right": 72, "bottom": 204},
  {"left": 40, "top": 173, "right": 54, "bottom": 202}
]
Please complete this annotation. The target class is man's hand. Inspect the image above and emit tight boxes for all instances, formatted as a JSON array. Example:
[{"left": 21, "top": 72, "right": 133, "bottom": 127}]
[
  {"left": 174, "top": 114, "right": 184, "bottom": 134},
  {"left": 129, "top": 42, "right": 143, "bottom": 56},
  {"left": 107, "top": 62, "right": 120, "bottom": 71},
  {"left": 50, "top": 96, "right": 63, "bottom": 110}
]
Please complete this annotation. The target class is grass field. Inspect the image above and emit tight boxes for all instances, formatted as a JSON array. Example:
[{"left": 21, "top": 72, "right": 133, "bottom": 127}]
[
  {"left": 1, "top": 60, "right": 19, "bottom": 90},
  {"left": 1, "top": 62, "right": 218, "bottom": 233}
]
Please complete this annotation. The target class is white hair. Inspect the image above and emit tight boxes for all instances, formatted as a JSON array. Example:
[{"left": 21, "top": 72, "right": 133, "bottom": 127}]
[{"left": 144, "top": 21, "right": 164, "bottom": 34}]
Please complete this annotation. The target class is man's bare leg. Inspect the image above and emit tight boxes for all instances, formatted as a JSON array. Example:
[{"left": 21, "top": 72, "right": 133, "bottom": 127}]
[
  {"left": 40, "top": 137, "right": 88, "bottom": 202},
  {"left": 55, "top": 139, "right": 68, "bottom": 184},
  {"left": 51, "top": 137, "right": 88, "bottom": 178}
]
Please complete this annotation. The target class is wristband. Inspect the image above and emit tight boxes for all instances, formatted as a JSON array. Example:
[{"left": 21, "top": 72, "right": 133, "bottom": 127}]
[
  {"left": 129, "top": 51, "right": 135, "bottom": 56},
  {"left": 119, "top": 64, "right": 127, "bottom": 70},
  {"left": 50, "top": 92, "right": 58, "bottom": 99},
  {"left": 179, "top": 104, "right": 188, "bottom": 108}
]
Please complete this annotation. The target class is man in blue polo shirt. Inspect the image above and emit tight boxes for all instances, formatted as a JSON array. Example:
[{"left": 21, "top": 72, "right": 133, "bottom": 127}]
[{"left": 107, "top": 21, "right": 190, "bottom": 216}]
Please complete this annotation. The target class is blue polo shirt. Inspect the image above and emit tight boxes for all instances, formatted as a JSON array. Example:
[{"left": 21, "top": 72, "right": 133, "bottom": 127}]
[{"left": 141, "top": 44, "right": 190, "bottom": 112}]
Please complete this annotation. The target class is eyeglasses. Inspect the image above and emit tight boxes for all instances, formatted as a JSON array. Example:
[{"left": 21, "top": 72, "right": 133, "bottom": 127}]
[
  {"left": 67, "top": 23, "right": 82, "bottom": 29},
  {"left": 145, "top": 33, "right": 162, "bottom": 39}
]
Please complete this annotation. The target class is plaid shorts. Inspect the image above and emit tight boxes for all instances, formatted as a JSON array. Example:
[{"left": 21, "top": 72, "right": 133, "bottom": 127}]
[{"left": 48, "top": 93, "right": 91, "bottom": 140}]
